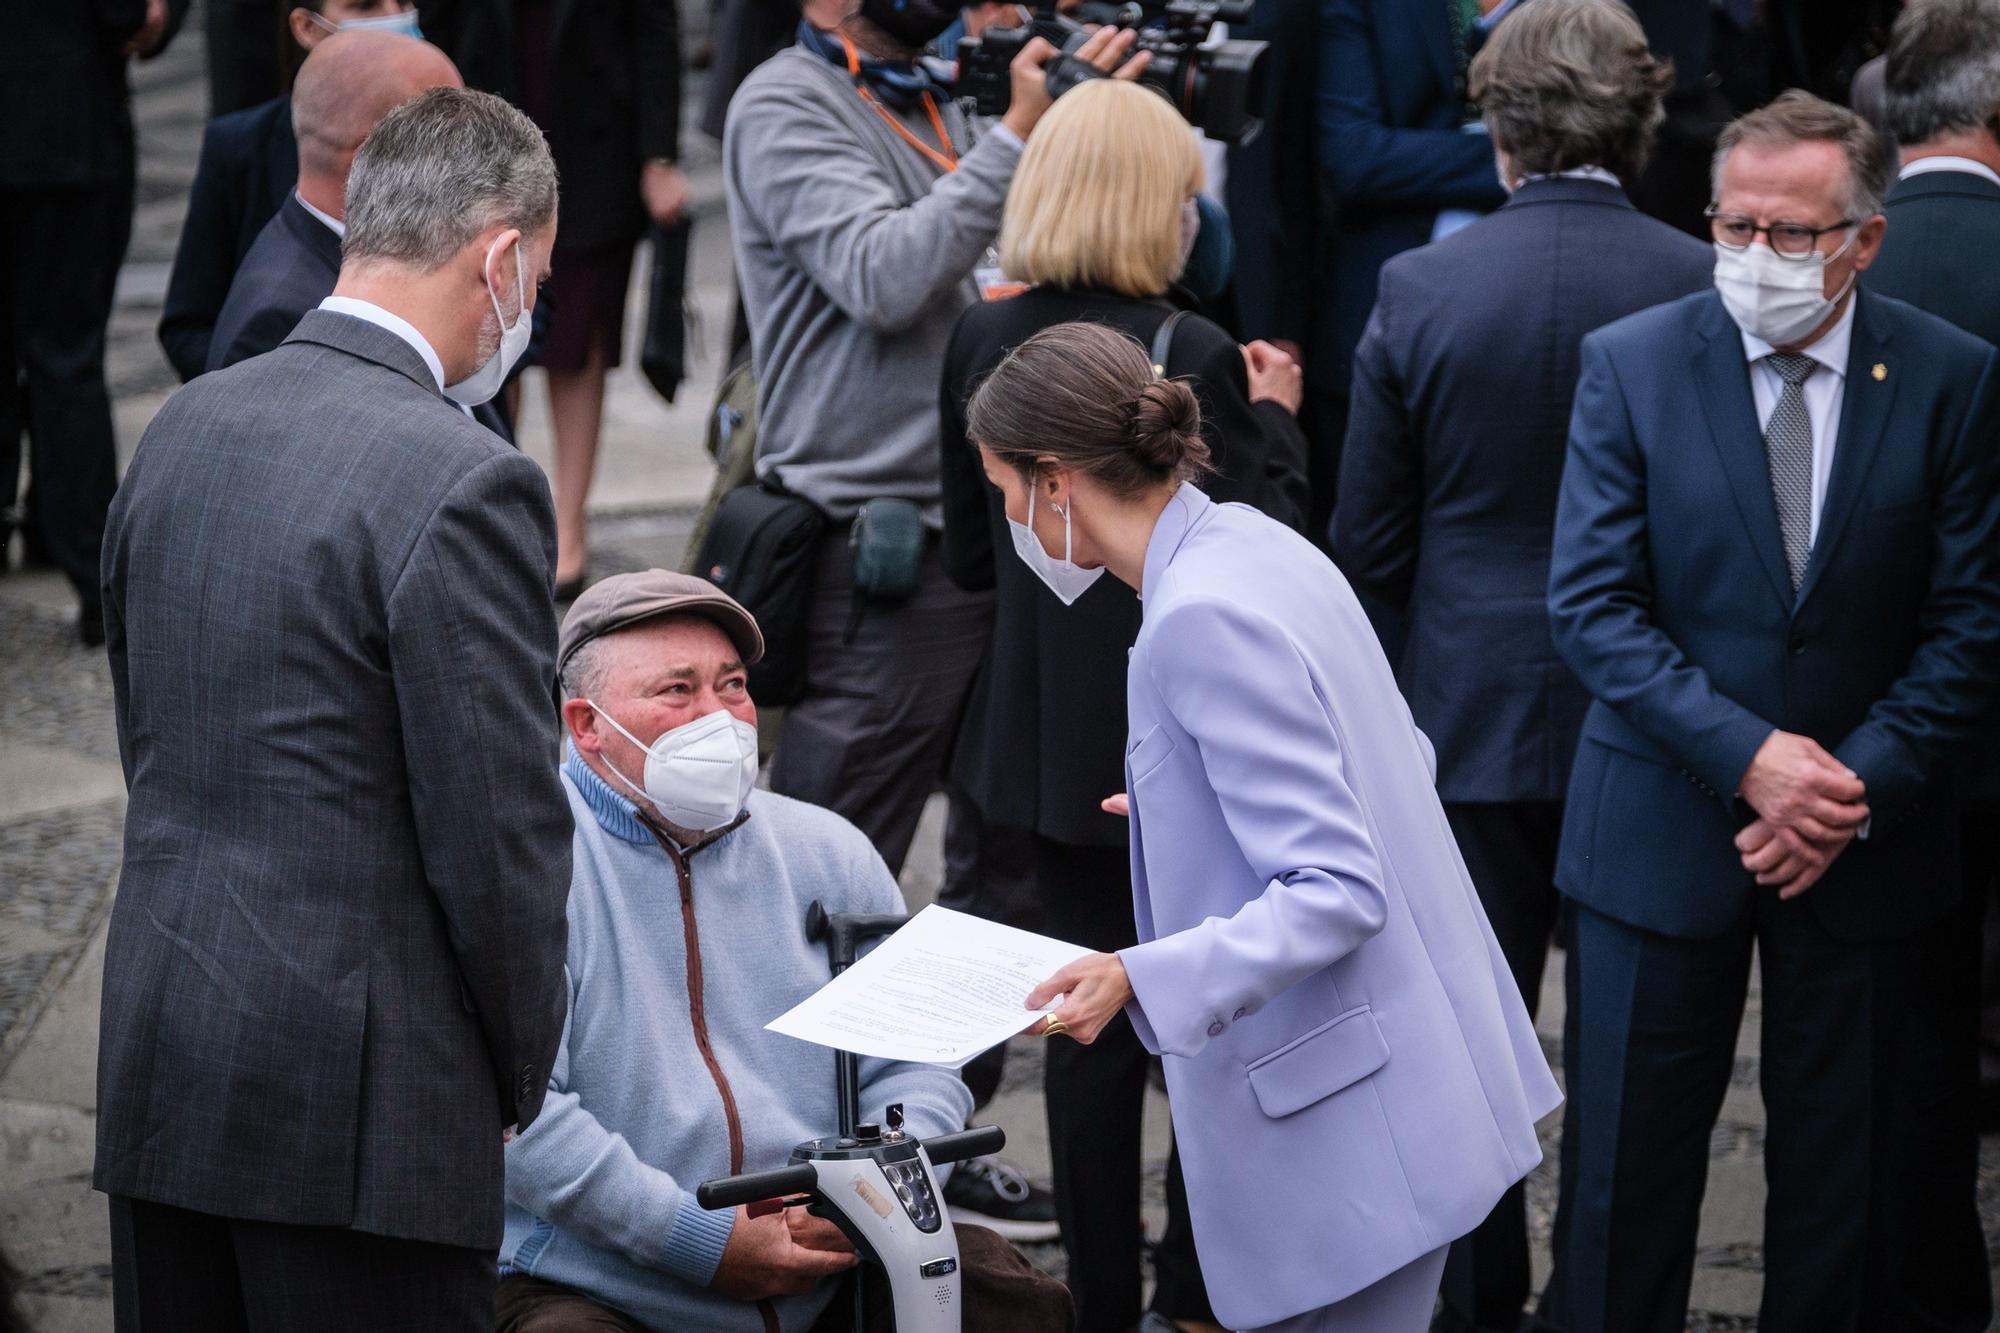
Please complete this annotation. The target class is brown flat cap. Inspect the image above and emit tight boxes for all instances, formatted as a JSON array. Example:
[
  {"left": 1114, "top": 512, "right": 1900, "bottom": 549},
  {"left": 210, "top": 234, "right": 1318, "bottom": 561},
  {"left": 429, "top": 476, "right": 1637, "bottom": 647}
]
[{"left": 558, "top": 570, "right": 765, "bottom": 676}]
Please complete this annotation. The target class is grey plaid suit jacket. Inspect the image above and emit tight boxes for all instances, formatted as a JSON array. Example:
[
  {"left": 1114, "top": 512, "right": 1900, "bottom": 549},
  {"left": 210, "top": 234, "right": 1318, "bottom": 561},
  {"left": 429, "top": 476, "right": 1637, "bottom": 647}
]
[{"left": 94, "top": 310, "right": 572, "bottom": 1250}]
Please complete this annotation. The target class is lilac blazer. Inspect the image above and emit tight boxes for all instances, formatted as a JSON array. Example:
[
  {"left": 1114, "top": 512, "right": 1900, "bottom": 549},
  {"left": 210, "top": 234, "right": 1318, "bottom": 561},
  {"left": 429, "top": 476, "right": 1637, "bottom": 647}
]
[{"left": 1117, "top": 485, "right": 1560, "bottom": 1328}]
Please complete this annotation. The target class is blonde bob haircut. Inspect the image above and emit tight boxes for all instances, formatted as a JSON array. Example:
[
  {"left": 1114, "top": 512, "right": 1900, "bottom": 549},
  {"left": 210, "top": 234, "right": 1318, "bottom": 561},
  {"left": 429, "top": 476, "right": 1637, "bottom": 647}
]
[{"left": 999, "top": 79, "right": 1205, "bottom": 298}]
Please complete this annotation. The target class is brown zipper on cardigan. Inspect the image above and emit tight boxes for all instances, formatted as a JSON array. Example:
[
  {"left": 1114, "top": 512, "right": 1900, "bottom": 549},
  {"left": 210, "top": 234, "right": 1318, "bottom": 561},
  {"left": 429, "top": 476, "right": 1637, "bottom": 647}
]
[{"left": 640, "top": 814, "right": 778, "bottom": 1333}]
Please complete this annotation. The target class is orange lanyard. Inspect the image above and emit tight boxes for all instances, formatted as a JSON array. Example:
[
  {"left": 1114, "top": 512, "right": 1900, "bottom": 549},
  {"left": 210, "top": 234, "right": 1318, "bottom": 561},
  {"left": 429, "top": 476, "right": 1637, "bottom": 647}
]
[{"left": 839, "top": 32, "right": 957, "bottom": 173}]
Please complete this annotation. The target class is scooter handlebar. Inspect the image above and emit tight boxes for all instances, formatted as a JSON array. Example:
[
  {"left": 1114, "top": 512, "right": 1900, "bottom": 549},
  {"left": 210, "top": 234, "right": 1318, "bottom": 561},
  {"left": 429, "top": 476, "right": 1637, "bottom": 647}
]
[
  {"left": 696, "top": 1162, "right": 819, "bottom": 1211},
  {"left": 921, "top": 1125, "right": 1007, "bottom": 1167}
]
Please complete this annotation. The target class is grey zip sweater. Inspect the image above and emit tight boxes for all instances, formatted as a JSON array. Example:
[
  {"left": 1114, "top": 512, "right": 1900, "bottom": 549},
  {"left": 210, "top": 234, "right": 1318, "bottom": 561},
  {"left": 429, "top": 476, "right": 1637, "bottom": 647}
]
[{"left": 723, "top": 43, "right": 1023, "bottom": 527}]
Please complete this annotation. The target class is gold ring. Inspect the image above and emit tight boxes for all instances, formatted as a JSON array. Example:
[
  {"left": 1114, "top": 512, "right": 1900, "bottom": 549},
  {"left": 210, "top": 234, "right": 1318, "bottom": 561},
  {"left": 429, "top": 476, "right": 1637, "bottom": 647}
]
[{"left": 1042, "top": 1018, "right": 1068, "bottom": 1038}]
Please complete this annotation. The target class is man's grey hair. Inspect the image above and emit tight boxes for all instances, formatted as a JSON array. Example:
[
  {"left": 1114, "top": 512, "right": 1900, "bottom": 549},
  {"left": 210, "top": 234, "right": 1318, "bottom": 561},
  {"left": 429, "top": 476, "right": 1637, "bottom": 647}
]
[
  {"left": 1711, "top": 90, "right": 1897, "bottom": 221},
  {"left": 1884, "top": 0, "right": 2000, "bottom": 147},
  {"left": 560, "top": 637, "right": 610, "bottom": 703},
  {"left": 343, "top": 87, "right": 558, "bottom": 271},
  {"left": 1469, "top": 0, "right": 1672, "bottom": 185}
]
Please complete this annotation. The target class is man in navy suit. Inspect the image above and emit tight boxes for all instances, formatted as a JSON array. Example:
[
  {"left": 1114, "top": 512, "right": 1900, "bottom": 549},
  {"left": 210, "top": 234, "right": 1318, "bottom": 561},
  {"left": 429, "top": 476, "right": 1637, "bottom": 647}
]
[
  {"left": 1544, "top": 92, "right": 2000, "bottom": 1333},
  {"left": 1332, "top": 3, "right": 1710, "bottom": 1329},
  {"left": 209, "top": 32, "right": 459, "bottom": 373},
  {"left": 159, "top": 0, "right": 420, "bottom": 382},
  {"left": 1860, "top": 4, "right": 2000, "bottom": 1326},
  {"left": 1313, "top": 0, "right": 1511, "bottom": 546}
]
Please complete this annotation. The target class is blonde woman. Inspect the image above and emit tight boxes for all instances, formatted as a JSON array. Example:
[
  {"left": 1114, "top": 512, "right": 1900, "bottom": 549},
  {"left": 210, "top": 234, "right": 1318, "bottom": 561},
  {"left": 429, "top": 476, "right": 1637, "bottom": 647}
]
[{"left": 936, "top": 78, "right": 1308, "bottom": 1333}]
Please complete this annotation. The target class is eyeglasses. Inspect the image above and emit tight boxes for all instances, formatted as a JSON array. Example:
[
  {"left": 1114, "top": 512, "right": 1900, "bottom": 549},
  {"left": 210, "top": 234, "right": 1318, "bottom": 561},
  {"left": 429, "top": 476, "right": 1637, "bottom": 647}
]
[{"left": 1705, "top": 206, "right": 1856, "bottom": 260}]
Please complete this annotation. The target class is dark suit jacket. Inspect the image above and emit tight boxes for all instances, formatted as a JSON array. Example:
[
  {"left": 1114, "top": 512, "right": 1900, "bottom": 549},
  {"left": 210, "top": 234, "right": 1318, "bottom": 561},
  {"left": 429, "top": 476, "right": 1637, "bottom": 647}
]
[
  {"left": 1865, "top": 168, "right": 2000, "bottom": 801},
  {"left": 208, "top": 194, "right": 341, "bottom": 374},
  {"left": 1548, "top": 289, "right": 2000, "bottom": 943},
  {"left": 159, "top": 95, "right": 299, "bottom": 382},
  {"left": 206, "top": 197, "right": 516, "bottom": 441},
  {"left": 419, "top": 0, "right": 680, "bottom": 253},
  {"left": 0, "top": 0, "right": 188, "bottom": 186},
  {"left": 939, "top": 287, "right": 1309, "bottom": 846},
  {"left": 1336, "top": 178, "right": 1713, "bottom": 803},
  {"left": 1314, "top": 0, "right": 1505, "bottom": 395},
  {"left": 95, "top": 310, "right": 571, "bottom": 1247},
  {"left": 1225, "top": 0, "right": 1321, "bottom": 348}
]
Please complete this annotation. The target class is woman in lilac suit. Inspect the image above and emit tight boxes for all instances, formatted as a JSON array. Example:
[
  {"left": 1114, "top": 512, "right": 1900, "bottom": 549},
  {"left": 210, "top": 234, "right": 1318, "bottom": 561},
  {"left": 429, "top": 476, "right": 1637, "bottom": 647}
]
[{"left": 966, "top": 323, "right": 1561, "bottom": 1332}]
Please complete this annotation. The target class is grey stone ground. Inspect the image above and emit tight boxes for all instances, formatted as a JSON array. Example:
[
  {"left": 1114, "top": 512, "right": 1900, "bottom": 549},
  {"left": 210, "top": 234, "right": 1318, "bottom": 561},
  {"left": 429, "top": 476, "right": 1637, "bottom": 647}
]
[{"left": 4, "top": 10, "right": 2000, "bottom": 1330}]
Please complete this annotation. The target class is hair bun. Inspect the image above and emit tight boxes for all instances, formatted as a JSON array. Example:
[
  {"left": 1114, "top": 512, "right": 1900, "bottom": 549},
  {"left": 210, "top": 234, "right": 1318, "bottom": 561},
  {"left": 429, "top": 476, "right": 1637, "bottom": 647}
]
[{"left": 1129, "top": 377, "right": 1202, "bottom": 473}]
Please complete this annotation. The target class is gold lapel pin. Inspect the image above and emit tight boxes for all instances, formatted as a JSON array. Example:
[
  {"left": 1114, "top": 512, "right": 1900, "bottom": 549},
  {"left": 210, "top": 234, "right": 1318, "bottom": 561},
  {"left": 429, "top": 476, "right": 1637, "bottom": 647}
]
[{"left": 1873, "top": 363, "right": 1888, "bottom": 381}]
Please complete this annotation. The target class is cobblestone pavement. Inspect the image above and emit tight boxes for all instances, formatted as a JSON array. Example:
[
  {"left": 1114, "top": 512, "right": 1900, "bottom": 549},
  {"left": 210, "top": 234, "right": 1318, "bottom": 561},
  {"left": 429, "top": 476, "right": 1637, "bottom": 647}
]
[{"left": 4, "top": 8, "right": 1999, "bottom": 1330}]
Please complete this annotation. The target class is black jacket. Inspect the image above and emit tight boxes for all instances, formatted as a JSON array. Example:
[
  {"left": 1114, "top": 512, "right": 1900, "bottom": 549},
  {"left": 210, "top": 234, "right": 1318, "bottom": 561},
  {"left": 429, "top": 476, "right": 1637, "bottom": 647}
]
[
  {"left": 939, "top": 287, "right": 1309, "bottom": 846},
  {"left": 1335, "top": 177, "right": 1714, "bottom": 804},
  {"left": 0, "top": 0, "right": 189, "bottom": 187},
  {"left": 420, "top": 0, "right": 681, "bottom": 253},
  {"left": 1866, "top": 167, "right": 2000, "bottom": 801},
  {"left": 160, "top": 95, "right": 298, "bottom": 383}
]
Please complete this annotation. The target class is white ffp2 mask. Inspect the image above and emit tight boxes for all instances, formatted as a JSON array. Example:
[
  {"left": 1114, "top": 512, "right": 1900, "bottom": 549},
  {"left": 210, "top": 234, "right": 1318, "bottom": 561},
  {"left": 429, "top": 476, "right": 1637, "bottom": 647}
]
[
  {"left": 446, "top": 236, "right": 532, "bottom": 407},
  {"left": 1713, "top": 236, "right": 1854, "bottom": 347},
  {"left": 1008, "top": 482, "right": 1104, "bottom": 606},
  {"left": 588, "top": 704, "right": 759, "bottom": 833}
]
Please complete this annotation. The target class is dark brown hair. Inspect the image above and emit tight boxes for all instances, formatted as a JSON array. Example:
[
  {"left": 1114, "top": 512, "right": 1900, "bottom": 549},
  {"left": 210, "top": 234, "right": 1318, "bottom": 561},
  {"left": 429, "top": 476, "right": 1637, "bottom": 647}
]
[{"left": 965, "top": 321, "right": 1212, "bottom": 497}]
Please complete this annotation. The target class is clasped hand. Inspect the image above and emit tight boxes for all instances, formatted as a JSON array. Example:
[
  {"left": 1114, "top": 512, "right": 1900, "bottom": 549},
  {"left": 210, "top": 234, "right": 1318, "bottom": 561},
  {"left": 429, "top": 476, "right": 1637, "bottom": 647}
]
[{"left": 1734, "top": 730, "right": 1869, "bottom": 898}]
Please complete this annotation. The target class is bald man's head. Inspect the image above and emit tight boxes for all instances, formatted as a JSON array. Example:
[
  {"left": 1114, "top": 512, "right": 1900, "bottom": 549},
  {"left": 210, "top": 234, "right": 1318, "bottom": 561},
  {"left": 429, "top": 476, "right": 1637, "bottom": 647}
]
[{"left": 292, "top": 31, "right": 462, "bottom": 191}]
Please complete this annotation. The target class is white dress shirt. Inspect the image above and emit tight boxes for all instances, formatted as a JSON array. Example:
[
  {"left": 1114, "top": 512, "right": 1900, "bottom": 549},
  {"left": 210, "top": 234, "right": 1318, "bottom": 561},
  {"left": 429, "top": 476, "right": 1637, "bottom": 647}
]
[
  {"left": 1898, "top": 155, "right": 2000, "bottom": 187},
  {"left": 295, "top": 190, "right": 346, "bottom": 237},
  {"left": 1740, "top": 292, "right": 1856, "bottom": 544},
  {"left": 317, "top": 295, "right": 448, "bottom": 392}
]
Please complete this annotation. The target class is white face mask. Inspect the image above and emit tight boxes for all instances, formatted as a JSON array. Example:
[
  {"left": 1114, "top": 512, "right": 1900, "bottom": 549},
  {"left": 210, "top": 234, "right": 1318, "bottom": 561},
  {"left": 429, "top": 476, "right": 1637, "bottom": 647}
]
[
  {"left": 1713, "top": 234, "right": 1855, "bottom": 347},
  {"left": 445, "top": 236, "right": 532, "bottom": 407},
  {"left": 310, "top": 8, "right": 422, "bottom": 37},
  {"left": 1176, "top": 197, "right": 1200, "bottom": 275},
  {"left": 587, "top": 703, "right": 759, "bottom": 833},
  {"left": 1008, "top": 479, "right": 1104, "bottom": 605}
]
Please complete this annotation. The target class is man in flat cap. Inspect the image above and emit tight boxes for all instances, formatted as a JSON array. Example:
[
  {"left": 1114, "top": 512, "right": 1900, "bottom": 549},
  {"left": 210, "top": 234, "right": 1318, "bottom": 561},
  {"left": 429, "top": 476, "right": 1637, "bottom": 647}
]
[{"left": 496, "top": 570, "right": 1067, "bottom": 1332}]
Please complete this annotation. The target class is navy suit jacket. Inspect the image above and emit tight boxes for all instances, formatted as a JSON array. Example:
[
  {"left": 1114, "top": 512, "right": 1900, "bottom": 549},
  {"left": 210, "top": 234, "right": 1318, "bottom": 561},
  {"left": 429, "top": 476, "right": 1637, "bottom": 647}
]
[
  {"left": 1865, "top": 170, "right": 2000, "bottom": 801},
  {"left": 209, "top": 194, "right": 342, "bottom": 374},
  {"left": 1314, "top": 0, "right": 1505, "bottom": 394},
  {"left": 159, "top": 95, "right": 298, "bottom": 382},
  {"left": 1225, "top": 0, "right": 1320, "bottom": 347},
  {"left": 1549, "top": 288, "right": 2000, "bottom": 942},
  {"left": 1336, "top": 178, "right": 1713, "bottom": 804}
]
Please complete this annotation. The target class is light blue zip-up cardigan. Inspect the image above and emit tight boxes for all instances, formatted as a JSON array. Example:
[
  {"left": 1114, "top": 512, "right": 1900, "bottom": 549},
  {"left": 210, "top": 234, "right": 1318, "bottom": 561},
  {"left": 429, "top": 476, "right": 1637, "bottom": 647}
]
[{"left": 499, "top": 749, "right": 972, "bottom": 1331}]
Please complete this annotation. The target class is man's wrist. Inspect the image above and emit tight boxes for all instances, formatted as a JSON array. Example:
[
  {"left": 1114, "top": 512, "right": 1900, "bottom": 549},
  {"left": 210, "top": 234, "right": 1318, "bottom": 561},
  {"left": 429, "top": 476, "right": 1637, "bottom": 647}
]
[{"left": 996, "top": 111, "right": 1034, "bottom": 146}]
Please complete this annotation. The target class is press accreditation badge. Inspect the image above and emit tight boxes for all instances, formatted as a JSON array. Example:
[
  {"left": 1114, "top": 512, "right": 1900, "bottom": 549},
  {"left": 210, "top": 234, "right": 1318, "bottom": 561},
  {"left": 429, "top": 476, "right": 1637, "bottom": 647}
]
[{"left": 976, "top": 248, "right": 1026, "bottom": 301}]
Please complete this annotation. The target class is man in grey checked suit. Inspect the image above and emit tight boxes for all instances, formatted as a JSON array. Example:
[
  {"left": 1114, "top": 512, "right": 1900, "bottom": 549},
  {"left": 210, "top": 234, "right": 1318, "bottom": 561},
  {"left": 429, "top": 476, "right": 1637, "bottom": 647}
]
[{"left": 95, "top": 88, "right": 570, "bottom": 1329}]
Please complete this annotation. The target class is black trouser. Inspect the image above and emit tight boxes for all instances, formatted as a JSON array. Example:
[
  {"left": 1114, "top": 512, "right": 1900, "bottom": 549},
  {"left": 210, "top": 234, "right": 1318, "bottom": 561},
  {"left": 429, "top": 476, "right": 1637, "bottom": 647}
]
[
  {"left": 1540, "top": 896, "right": 1922, "bottom": 1333},
  {"left": 1887, "top": 804, "right": 1998, "bottom": 1331},
  {"left": 768, "top": 530, "right": 993, "bottom": 876},
  {"left": 1034, "top": 834, "right": 1214, "bottom": 1331},
  {"left": 1437, "top": 802, "right": 1563, "bottom": 1333},
  {"left": 0, "top": 179, "right": 130, "bottom": 614},
  {"left": 1302, "top": 388, "right": 1346, "bottom": 559},
  {"left": 109, "top": 1196, "right": 493, "bottom": 1332},
  {"left": 940, "top": 790, "right": 1043, "bottom": 1109}
]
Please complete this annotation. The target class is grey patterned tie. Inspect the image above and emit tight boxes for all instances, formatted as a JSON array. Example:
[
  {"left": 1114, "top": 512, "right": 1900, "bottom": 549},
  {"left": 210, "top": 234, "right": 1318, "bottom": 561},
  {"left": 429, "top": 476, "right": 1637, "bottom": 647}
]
[{"left": 1763, "top": 352, "right": 1817, "bottom": 591}]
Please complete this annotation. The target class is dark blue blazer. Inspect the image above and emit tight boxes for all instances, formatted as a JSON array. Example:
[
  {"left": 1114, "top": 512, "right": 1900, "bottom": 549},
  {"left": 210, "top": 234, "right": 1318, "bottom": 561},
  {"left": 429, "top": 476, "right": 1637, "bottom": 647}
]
[
  {"left": 1314, "top": 0, "right": 1505, "bottom": 395},
  {"left": 1335, "top": 177, "right": 1713, "bottom": 804},
  {"left": 159, "top": 95, "right": 298, "bottom": 383},
  {"left": 1548, "top": 288, "right": 2000, "bottom": 942},
  {"left": 1865, "top": 169, "right": 2000, "bottom": 802},
  {"left": 209, "top": 194, "right": 342, "bottom": 374}
]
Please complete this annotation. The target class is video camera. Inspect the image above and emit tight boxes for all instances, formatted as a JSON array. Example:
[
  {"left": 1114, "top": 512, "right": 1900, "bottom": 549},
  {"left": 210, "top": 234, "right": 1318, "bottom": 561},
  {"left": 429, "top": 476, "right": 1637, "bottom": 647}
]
[{"left": 954, "top": 0, "right": 1269, "bottom": 145}]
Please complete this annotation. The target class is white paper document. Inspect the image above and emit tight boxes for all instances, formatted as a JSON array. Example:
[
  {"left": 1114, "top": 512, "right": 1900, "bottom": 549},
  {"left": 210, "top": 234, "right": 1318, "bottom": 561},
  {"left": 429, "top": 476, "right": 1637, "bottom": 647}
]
[{"left": 766, "top": 905, "right": 1096, "bottom": 1068}]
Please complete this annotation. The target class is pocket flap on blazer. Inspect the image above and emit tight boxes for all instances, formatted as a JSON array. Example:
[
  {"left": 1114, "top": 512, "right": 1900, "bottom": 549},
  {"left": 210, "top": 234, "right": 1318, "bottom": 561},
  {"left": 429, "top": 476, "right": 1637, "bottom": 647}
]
[
  {"left": 1127, "top": 723, "right": 1177, "bottom": 783},
  {"left": 1245, "top": 1006, "right": 1389, "bottom": 1118}
]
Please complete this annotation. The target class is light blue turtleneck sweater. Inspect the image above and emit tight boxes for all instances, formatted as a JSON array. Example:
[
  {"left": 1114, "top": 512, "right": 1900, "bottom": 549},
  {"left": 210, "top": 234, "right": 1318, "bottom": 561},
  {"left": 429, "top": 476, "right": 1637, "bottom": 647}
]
[{"left": 499, "top": 748, "right": 972, "bottom": 1331}]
